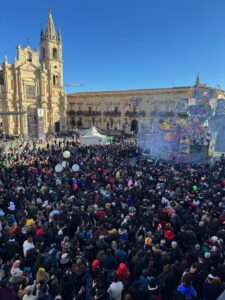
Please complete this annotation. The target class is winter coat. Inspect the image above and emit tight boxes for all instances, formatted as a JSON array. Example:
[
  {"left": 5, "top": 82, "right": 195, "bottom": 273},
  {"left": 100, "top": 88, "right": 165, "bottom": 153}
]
[{"left": 0, "top": 286, "right": 17, "bottom": 300}]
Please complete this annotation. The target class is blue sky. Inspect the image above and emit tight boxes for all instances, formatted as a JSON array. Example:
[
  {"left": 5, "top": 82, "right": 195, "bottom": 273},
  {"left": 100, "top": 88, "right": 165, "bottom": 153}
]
[{"left": 1, "top": 0, "right": 225, "bottom": 93}]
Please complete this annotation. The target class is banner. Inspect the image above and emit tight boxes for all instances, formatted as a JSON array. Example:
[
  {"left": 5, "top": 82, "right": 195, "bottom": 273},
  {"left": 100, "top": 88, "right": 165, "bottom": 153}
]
[
  {"left": 37, "top": 109, "right": 45, "bottom": 140},
  {"left": 27, "top": 108, "right": 45, "bottom": 140},
  {"left": 27, "top": 108, "right": 37, "bottom": 139}
]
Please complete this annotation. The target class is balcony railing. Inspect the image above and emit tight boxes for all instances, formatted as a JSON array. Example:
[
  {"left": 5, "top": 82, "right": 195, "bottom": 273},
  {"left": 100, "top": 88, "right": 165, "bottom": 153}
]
[
  {"left": 104, "top": 111, "right": 121, "bottom": 117},
  {"left": 67, "top": 110, "right": 102, "bottom": 117},
  {"left": 125, "top": 111, "right": 146, "bottom": 117}
]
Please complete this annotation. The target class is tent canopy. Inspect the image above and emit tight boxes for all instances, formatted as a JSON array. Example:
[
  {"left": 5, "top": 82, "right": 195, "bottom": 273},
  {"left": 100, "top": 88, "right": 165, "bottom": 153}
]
[
  {"left": 80, "top": 126, "right": 112, "bottom": 145},
  {"left": 81, "top": 126, "right": 106, "bottom": 138}
]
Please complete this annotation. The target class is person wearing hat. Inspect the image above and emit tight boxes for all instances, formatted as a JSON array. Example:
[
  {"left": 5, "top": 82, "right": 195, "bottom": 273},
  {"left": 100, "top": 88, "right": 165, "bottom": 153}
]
[
  {"left": 147, "top": 276, "right": 161, "bottom": 299},
  {"left": 6, "top": 235, "right": 20, "bottom": 260},
  {"left": 10, "top": 260, "right": 23, "bottom": 282},
  {"left": 116, "top": 263, "right": 130, "bottom": 286},
  {"left": 60, "top": 253, "right": 70, "bottom": 267},
  {"left": 36, "top": 268, "right": 50, "bottom": 284}
]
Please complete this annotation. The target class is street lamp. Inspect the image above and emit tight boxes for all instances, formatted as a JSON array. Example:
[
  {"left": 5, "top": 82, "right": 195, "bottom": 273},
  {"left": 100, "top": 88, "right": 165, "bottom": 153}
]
[
  {"left": 63, "top": 150, "right": 71, "bottom": 159},
  {"left": 55, "top": 150, "right": 80, "bottom": 174}
]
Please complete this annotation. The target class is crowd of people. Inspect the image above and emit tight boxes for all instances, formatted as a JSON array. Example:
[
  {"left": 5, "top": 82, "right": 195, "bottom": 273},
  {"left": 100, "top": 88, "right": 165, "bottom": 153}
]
[{"left": 0, "top": 138, "right": 225, "bottom": 300}]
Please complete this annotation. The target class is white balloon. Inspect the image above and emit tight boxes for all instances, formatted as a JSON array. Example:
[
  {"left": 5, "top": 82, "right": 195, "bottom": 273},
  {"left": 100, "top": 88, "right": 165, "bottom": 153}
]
[
  {"left": 63, "top": 151, "right": 71, "bottom": 159},
  {"left": 55, "top": 164, "right": 63, "bottom": 173},
  {"left": 72, "top": 164, "right": 80, "bottom": 172},
  {"left": 62, "top": 160, "right": 69, "bottom": 168}
]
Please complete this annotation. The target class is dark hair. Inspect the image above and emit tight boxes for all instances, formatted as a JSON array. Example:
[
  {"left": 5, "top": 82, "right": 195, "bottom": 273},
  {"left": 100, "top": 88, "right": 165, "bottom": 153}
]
[
  {"left": 111, "top": 273, "right": 119, "bottom": 282},
  {"left": 182, "top": 273, "right": 192, "bottom": 288},
  {"left": 0, "top": 280, "right": 7, "bottom": 288}
]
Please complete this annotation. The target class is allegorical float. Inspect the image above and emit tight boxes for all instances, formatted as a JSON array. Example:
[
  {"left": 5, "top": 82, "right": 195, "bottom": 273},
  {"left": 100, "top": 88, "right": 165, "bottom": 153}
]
[{"left": 138, "top": 86, "right": 225, "bottom": 163}]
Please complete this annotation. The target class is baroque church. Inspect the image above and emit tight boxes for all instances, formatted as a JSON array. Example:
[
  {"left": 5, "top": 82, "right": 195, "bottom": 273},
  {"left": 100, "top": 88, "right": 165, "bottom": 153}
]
[
  {"left": 0, "top": 12, "right": 225, "bottom": 138},
  {"left": 0, "top": 12, "right": 67, "bottom": 138}
]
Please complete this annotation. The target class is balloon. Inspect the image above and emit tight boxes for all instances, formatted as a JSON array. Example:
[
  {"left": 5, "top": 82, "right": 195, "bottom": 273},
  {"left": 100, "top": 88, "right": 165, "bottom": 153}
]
[
  {"left": 201, "top": 177, "right": 205, "bottom": 181},
  {"left": 193, "top": 185, "right": 198, "bottom": 191},
  {"left": 72, "top": 164, "right": 80, "bottom": 172},
  {"left": 55, "top": 164, "right": 63, "bottom": 173},
  {"left": 62, "top": 161, "right": 69, "bottom": 168}
]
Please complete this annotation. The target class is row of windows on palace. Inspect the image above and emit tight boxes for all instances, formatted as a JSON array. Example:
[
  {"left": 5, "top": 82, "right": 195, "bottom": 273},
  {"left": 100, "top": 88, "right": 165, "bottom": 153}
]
[
  {"left": 68, "top": 116, "right": 125, "bottom": 130},
  {"left": 68, "top": 104, "right": 174, "bottom": 113}
]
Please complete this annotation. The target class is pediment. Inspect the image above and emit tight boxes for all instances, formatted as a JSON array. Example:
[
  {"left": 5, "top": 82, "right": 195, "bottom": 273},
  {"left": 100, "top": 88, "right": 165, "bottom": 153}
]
[{"left": 19, "top": 62, "right": 39, "bottom": 72}]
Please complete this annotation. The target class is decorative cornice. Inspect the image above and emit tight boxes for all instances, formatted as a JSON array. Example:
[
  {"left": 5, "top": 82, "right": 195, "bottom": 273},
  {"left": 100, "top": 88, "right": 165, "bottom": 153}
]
[{"left": 67, "top": 86, "right": 192, "bottom": 98}]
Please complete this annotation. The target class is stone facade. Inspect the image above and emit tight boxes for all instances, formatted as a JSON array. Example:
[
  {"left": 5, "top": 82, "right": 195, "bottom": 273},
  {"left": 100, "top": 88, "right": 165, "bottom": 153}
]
[
  {"left": 67, "top": 84, "right": 221, "bottom": 134},
  {"left": 0, "top": 12, "right": 67, "bottom": 136}
]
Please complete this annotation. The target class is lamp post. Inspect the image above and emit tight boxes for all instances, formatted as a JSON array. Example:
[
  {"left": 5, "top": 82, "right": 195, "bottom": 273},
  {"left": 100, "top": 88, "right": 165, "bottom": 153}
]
[
  {"left": 62, "top": 150, "right": 71, "bottom": 174},
  {"left": 55, "top": 150, "right": 80, "bottom": 176}
]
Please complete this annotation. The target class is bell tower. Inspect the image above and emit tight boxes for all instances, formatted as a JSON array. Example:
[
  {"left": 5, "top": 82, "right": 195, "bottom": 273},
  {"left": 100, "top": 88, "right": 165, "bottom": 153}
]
[
  {"left": 40, "top": 11, "right": 66, "bottom": 133},
  {"left": 40, "top": 11, "right": 63, "bottom": 87}
]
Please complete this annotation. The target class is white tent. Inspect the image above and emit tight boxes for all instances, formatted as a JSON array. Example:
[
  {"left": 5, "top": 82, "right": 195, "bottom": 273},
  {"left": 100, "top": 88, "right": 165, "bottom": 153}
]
[{"left": 80, "top": 126, "right": 110, "bottom": 145}]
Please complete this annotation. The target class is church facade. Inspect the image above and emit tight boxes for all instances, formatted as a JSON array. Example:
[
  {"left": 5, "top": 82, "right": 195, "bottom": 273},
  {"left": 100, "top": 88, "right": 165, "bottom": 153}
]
[
  {"left": 0, "top": 12, "right": 225, "bottom": 138},
  {"left": 0, "top": 12, "right": 67, "bottom": 137}
]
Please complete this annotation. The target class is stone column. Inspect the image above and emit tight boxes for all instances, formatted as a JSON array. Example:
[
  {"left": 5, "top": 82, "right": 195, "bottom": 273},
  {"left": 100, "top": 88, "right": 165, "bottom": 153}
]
[{"left": 22, "top": 112, "right": 28, "bottom": 139}]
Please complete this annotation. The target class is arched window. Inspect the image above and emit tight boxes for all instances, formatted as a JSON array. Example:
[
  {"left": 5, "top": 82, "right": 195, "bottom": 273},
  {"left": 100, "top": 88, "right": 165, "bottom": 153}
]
[
  {"left": 53, "top": 75, "right": 59, "bottom": 86},
  {"left": 27, "top": 52, "right": 32, "bottom": 62},
  {"left": 42, "top": 48, "right": 45, "bottom": 59},
  {"left": 53, "top": 48, "right": 57, "bottom": 59},
  {"left": 77, "top": 118, "right": 83, "bottom": 128}
]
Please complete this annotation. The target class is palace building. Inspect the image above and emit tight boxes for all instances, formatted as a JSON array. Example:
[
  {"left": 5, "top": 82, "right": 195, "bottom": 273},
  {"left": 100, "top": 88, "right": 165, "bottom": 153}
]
[{"left": 0, "top": 12, "right": 225, "bottom": 138}]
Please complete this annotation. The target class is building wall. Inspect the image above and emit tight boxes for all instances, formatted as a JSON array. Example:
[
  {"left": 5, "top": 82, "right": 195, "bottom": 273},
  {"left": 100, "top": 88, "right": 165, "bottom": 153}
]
[
  {"left": 0, "top": 13, "right": 67, "bottom": 137},
  {"left": 67, "top": 88, "right": 191, "bottom": 133}
]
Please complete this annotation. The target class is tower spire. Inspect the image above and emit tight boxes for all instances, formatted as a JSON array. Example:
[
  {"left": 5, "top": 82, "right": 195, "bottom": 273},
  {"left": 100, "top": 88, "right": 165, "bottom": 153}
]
[
  {"left": 195, "top": 74, "right": 200, "bottom": 86},
  {"left": 45, "top": 11, "right": 56, "bottom": 40}
]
